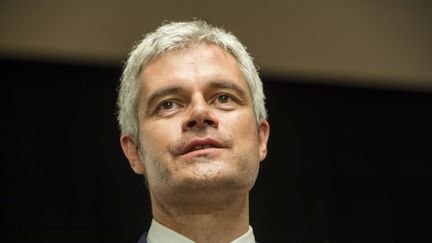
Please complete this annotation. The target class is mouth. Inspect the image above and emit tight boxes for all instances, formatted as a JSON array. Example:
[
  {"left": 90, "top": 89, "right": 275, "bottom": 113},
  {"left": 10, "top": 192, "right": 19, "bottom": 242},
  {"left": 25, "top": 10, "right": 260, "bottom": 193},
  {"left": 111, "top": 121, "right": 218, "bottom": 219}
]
[{"left": 179, "top": 138, "right": 225, "bottom": 156}]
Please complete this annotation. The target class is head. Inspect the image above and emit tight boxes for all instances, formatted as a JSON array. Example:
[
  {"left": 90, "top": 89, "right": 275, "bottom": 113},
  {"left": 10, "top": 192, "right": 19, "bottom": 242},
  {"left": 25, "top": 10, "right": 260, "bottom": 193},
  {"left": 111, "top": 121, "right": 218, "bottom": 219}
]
[
  {"left": 117, "top": 20, "right": 269, "bottom": 209},
  {"left": 118, "top": 20, "right": 267, "bottom": 141}
]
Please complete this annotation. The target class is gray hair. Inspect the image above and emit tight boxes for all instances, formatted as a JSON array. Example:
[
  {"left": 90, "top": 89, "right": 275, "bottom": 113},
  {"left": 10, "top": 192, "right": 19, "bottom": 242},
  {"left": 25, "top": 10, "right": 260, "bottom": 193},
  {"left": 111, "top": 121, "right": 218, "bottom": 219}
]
[{"left": 117, "top": 20, "right": 267, "bottom": 139}]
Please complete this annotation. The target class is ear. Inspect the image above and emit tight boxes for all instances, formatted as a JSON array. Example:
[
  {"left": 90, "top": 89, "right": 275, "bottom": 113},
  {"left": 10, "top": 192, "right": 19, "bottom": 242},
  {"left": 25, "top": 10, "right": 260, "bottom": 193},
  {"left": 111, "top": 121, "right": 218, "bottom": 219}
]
[
  {"left": 120, "top": 135, "right": 146, "bottom": 175},
  {"left": 258, "top": 120, "right": 270, "bottom": 161}
]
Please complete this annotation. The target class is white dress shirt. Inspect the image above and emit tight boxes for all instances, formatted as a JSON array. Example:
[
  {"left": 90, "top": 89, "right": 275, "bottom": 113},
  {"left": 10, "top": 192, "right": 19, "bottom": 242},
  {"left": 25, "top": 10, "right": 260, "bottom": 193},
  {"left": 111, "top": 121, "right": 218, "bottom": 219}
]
[{"left": 147, "top": 219, "right": 256, "bottom": 243}]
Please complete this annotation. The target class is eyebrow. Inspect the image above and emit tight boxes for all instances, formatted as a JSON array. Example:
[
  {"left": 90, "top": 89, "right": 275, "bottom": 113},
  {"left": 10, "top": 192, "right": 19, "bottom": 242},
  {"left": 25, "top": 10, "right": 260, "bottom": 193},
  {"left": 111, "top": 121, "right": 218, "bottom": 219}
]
[{"left": 144, "top": 80, "right": 250, "bottom": 112}]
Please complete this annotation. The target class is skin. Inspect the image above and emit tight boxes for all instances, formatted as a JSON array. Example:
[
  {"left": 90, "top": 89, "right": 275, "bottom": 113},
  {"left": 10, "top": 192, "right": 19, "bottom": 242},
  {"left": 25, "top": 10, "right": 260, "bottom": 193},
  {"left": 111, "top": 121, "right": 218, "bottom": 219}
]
[{"left": 121, "top": 42, "right": 270, "bottom": 243}]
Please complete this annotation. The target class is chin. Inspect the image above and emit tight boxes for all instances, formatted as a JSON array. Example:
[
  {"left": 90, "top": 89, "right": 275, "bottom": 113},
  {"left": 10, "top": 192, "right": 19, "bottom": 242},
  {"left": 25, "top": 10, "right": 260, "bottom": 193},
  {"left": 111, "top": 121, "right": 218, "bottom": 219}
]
[
  {"left": 149, "top": 165, "right": 258, "bottom": 210},
  {"left": 170, "top": 175, "right": 253, "bottom": 206},
  {"left": 175, "top": 165, "right": 258, "bottom": 193}
]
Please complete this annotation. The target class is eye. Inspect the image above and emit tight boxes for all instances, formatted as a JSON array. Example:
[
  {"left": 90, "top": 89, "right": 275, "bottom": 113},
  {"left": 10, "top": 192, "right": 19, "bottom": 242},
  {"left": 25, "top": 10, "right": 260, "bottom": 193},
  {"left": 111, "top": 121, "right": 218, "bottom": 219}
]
[
  {"left": 217, "top": 94, "right": 231, "bottom": 103},
  {"left": 156, "top": 100, "right": 182, "bottom": 115},
  {"left": 161, "top": 100, "right": 174, "bottom": 110}
]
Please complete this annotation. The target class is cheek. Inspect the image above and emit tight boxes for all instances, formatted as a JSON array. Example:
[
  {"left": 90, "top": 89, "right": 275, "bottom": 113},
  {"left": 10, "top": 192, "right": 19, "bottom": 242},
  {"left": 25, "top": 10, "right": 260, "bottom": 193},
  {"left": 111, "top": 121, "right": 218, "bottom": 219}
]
[
  {"left": 222, "top": 109, "right": 259, "bottom": 145},
  {"left": 139, "top": 119, "right": 180, "bottom": 153}
]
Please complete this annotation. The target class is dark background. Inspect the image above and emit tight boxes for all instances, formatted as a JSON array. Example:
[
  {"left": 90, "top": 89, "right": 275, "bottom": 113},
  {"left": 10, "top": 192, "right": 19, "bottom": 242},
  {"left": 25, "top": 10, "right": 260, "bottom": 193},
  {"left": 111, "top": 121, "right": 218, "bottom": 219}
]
[{"left": 2, "top": 58, "right": 432, "bottom": 242}]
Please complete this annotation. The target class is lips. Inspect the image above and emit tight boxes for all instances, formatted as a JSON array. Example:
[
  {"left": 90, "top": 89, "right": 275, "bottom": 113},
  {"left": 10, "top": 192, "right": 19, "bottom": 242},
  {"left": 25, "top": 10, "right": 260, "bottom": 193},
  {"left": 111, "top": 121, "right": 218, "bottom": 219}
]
[{"left": 179, "top": 138, "right": 225, "bottom": 156}]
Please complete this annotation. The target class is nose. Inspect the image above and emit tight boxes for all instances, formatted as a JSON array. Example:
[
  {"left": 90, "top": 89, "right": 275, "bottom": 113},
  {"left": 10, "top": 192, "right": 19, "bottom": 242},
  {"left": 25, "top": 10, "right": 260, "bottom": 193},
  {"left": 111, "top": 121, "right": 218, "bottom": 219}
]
[{"left": 181, "top": 96, "right": 219, "bottom": 131}]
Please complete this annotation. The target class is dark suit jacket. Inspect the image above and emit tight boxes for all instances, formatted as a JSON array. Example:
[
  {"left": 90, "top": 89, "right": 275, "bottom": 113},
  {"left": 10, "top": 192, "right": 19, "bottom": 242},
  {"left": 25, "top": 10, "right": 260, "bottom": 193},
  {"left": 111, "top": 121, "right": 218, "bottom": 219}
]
[
  {"left": 137, "top": 232, "right": 258, "bottom": 243},
  {"left": 137, "top": 232, "right": 147, "bottom": 243}
]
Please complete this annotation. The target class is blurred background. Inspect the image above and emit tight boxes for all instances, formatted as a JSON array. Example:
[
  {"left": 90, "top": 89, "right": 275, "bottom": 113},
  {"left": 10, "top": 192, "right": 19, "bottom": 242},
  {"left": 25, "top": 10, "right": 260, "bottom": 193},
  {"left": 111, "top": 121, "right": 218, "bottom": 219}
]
[{"left": 2, "top": 0, "right": 431, "bottom": 242}]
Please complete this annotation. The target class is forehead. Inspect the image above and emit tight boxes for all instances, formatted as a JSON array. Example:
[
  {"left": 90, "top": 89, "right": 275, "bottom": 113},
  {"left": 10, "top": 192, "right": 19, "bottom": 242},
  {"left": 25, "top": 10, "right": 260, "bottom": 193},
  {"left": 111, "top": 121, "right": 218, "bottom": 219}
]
[{"left": 137, "top": 43, "right": 250, "bottom": 96}]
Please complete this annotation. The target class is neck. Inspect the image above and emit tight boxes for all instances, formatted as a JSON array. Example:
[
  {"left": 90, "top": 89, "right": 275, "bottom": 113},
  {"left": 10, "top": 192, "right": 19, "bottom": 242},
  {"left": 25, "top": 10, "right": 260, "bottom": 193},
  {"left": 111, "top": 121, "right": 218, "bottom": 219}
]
[{"left": 151, "top": 191, "right": 250, "bottom": 243}]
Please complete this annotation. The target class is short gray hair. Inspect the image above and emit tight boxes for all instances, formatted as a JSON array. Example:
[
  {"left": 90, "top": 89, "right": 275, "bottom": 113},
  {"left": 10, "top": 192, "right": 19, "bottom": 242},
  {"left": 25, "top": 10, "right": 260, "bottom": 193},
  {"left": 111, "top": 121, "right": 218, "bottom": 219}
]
[{"left": 117, "top": 20, "right": 267, "bottom": 139}]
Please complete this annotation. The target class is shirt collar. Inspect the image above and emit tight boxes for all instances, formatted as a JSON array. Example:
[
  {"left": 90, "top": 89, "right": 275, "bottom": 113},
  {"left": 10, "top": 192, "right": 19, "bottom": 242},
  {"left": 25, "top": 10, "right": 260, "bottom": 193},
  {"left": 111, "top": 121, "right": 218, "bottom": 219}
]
[{"left": 147, "top": 219, "right": 256, "bottom": 243}]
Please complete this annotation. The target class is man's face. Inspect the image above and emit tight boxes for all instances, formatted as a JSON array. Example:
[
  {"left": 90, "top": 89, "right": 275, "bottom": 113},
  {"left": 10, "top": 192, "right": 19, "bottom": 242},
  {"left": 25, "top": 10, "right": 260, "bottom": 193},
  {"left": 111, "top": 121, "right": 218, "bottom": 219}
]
[{"left": 126, "top": 43, "right": 269, "bottom": 203}]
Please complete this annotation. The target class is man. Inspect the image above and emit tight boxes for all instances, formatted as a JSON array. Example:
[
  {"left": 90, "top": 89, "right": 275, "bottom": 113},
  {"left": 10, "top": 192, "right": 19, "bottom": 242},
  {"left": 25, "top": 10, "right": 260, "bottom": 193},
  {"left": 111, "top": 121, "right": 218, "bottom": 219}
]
[{"left": 117, "top": 20, "right": 270, "bottom": 243}]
